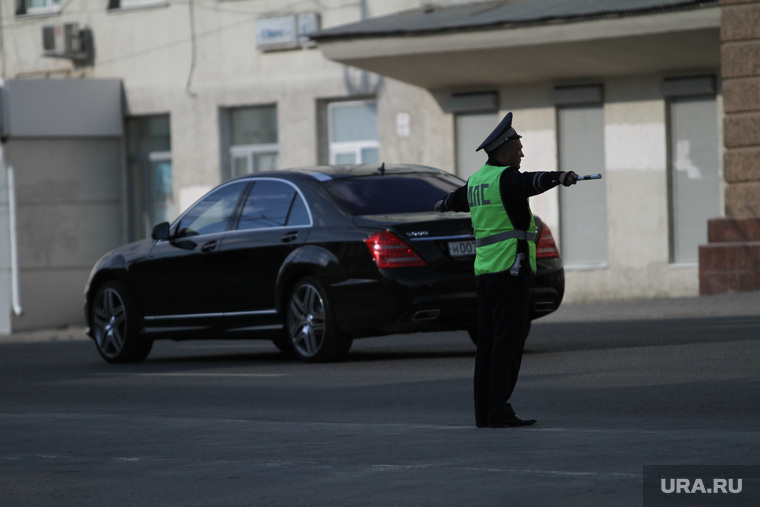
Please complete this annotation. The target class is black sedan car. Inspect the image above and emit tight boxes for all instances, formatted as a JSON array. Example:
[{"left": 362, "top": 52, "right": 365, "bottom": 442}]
[{"left": 84, "top": 164, "right": 564, "bottom": 363}]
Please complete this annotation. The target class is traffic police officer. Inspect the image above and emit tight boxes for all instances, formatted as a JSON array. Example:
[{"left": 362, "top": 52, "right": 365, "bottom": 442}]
[{"left": 435, "top": 112, "right": 578, "bottom": 428}]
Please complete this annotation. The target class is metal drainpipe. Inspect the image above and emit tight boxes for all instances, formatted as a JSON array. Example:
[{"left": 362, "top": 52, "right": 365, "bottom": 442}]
[{"left": 6, "top": 163, "right": 23, "bottom": 316}]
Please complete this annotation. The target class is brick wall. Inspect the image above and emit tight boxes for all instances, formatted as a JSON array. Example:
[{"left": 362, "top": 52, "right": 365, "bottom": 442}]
[
  {"left": 699, "top": 0, "right": 760, "bottom": 294},
  {"left": 721, "top": 0, "right": 760, "bottom": 217}
]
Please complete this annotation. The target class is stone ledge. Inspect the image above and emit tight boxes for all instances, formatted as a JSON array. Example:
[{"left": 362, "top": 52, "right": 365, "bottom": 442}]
[
  {"left": 707, "top": 216, "right": 760, "bottom": 242},
  {"left": 699, "top": 241, "right": 760, "bottom": 294}
]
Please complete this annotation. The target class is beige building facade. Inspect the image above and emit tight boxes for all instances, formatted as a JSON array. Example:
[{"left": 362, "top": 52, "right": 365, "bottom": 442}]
[{"left": 0, "top": 0, "right": 740, "bottom": 333}]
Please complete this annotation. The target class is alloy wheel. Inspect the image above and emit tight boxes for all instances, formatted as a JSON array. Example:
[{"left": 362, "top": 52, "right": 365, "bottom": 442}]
[
  {"left": 288, "top": 282, "right": 326, "bottom": 359},
  {"left": 92, "top": 286, "right": 128, "bottom": 360}
]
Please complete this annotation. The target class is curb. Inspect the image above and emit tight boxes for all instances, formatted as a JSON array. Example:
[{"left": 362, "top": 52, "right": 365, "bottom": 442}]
[
  {"left": 2, "top": 291, "right": 759, "bottom": 343},
  {"left": 541, "top": 290, "right": 760, "bottom": 323},
  {"left": 0, "top": 327, "right": 89, "bottom": 344}
]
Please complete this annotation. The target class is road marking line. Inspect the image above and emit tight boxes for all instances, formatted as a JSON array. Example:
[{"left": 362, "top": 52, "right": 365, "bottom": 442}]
[{"left": 91, "top": 373, "right": 286, "bottom": 378}]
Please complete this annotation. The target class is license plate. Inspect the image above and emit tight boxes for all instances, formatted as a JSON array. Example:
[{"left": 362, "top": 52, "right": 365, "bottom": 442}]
[{"left": 447, "top": 240, "right": 476, "bottom": 257}]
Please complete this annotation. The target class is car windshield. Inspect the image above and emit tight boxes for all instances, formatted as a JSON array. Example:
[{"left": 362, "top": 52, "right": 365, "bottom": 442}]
[{"left": 323, "top": 173, "right": 464, "bottom": 215}]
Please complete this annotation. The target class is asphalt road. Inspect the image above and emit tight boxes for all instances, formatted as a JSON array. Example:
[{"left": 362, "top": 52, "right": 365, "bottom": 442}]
[{"left": 1, "top": 315, "right": 758, "bottom": 506}]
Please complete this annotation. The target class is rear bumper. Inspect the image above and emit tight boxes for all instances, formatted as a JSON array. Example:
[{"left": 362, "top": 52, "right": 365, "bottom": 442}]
[
  {"left": 328, "top": 262, "right": 564, "bottom": 337},
  {"left": 529, "top": 286, "right": 564, "bottom": 320},
  {"left": 327, "top": 270, "right": 477, "bottom": 337},
  {"left": 530, "top": 258, "right": 565, "bottom": 320}
]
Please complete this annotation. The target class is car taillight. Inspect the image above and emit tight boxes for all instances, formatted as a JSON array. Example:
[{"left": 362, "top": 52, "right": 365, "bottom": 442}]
[
  {"left": 536, "top": 223, "right": 560, "bottom": 259},
  {"left": 364, "top": 231, "right": 427, "bottom": 268}
]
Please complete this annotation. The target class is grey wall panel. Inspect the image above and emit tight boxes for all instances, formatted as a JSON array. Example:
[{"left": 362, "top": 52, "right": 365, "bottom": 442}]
[{"left": 4, "top": 79, "right": 123, "bottom": 138}]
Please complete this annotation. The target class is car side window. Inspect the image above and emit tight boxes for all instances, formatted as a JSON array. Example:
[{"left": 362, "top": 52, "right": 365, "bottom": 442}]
[
  {"left": 238, "top": 180, "right": 310, "bottom": 230},
  {"left": 176, "top": 181, "right": 247, "bottom": 238},
  {"left": 287, "top": 193, "right": 310, "bottom": 226}
]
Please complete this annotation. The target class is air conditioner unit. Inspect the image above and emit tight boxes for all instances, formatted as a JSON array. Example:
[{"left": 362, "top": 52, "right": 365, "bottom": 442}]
[
  {"left": 42, "top": 23, "right": 81, "bottom": 54},
  {"left": 255, "top": 13, "right": 321, "bottom": 51},
  {"left": 297, "top": 13, "right": 321, "bottom": 46}
]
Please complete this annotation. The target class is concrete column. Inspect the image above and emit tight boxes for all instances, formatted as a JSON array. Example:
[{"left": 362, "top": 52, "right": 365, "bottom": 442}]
[{"left": 699, "top": 0, "right": 760, "bottom": 294}]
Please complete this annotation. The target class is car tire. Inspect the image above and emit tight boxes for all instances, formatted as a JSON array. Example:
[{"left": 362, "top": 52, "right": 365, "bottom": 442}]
[
  {"left": 270, "top": 333, "right": 295, "bottom": 357},
  {"left": 468, "top": 321, "right": 532, "bottom": 346},
  {"left": 91, "top": 281, "right": 153, "bottom": 363},
  {"left": 285, "top": 277, "right": 352, "bottom": 362},
  {"left": 467, "top": 326, "right": 479, "bottom": 346}
]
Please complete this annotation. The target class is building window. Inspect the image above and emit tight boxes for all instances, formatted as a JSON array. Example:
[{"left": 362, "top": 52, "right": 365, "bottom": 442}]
[
  {"left": 228, "top": 105, "right": 278, "bottom": 179},
  {"left": 16, "top": 0, "right": 60, "bottom": 15},
  {"left": 107, "top": 0, "right": 167, "bottom": 10},
  {"left": 126, "top": 115, "right": 174, "bottom": 241},
  {"left": 455, "top": 112, "right": 498, "bottom": 180},
  {"left": 557, "top": 102, "right": 609, "bottom": 267},
  {"left": 328, "top": 100, "right": 379, "bottom": 164},
  {"left": 667, "top": 94, "right": 720, "bottom": 264},
  {"left": 450, "top": 92, "right": 498, "bottom": 180}
]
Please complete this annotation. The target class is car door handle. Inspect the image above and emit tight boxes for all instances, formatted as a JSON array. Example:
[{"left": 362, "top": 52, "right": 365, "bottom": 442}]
[
  {"left": 201, "top": 240, "right": 218, "bottom": 252},
  {"left": 281, "top": 231, "right": 298, "bottom": 243}
]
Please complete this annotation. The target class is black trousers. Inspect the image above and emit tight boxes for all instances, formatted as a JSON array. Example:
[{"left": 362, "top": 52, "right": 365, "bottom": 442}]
[{"left": 473, "top": 269, "right": 532, "bottom": 424}]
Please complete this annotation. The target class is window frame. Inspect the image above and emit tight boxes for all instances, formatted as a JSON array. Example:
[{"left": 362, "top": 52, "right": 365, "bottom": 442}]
[
  {"left": 661, "top": 75, "right": 721, "bottom": 265},
  {"left": 230, "top": 143, "right": 279, "bottom": 178},
  {"left": 665, "top": 93, "right": 721, "bottom": 265},
  {"left": 555, "top": 100, "right": 609, "bottom": 269},
  {"left": 328, "top": 141, "right": 380, "bottom": 165},
  {"left": 227, "top": 104, "right": 279, "bottom": 179},
  {"left": 108, "top": 0, "right": 168, "bottom": 11},
  {"left": 174, "top": 181, "right": 249, "bottom": 239},
  {"left": 17, "top": 0, "right": 61, "bottom": 16},
  {"left": 233, "top": 178, "right": 313, "bottom": 233},
  {"left": 126, "top": 114, "right": 173, "bottom": 241},
  {"left": 327, "top": 99, "right": 379, "bottom": 165}
]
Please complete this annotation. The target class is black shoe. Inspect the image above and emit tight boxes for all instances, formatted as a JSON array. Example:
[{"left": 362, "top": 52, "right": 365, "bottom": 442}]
[
  {"left": 476, "top": 420, "right": 488, "bottom": 428},
  {"left": 488, "top": 415, "right": 537, "bottom": 428}
]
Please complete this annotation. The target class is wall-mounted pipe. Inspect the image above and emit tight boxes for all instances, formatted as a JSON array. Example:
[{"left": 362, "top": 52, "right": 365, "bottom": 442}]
[{"left": 6, "top": 164, "right": 23, "bottom": 316}]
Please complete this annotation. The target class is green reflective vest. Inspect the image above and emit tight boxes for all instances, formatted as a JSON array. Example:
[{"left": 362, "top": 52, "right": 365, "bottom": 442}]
[{"left": 467, "top": 164, "right": 537, "bottom": 276}]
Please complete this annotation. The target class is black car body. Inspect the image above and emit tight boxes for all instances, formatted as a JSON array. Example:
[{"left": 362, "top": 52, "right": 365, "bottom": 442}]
[{"left": 84, "top": 164, "right": 564, "bottom": 362}]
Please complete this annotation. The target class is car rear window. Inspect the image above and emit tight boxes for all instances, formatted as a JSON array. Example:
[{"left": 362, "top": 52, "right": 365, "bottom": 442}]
[{"left": 323, "top": 174, "right": 464, "bottom": 215}]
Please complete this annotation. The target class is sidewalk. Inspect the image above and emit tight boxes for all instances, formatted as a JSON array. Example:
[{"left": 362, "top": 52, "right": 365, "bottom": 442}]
[
  {"left": 0, "top": 326, "right": 89, "bottom": 344},
  {"left": 542, "top": 289, "right": 760, "bottom": 323},
  {"left": 1, "top": 290, "right": 759, "bottom": 343}
]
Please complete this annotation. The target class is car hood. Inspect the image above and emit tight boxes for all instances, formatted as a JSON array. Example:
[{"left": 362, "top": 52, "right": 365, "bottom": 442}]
[{"left": 90, "top": 238, "right": 155, "bottom": 274}]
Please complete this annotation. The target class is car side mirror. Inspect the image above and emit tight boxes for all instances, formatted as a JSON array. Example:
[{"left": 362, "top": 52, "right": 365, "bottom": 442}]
[{"left": 151, "top": 222, "right": 171, "bottom": 241}]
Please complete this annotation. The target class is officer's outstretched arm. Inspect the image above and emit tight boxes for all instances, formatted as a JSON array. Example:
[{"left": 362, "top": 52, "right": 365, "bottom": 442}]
[
  {"left": 435, "top": 184, "right": 470, "bottom": 212},
  {"left": 559, "top": 171, "right": 579, "bottom": 186}
]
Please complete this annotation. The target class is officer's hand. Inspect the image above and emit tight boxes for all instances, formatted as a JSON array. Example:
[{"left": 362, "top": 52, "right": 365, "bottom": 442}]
[
  {"left": 435, "top": 200, "right": 444, "bottom": 212},
  {"left": 559, "top": 171, "right": 578, "bottom": 186}
]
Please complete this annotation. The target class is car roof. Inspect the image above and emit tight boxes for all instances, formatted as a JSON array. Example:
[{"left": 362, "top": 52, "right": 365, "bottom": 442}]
[{"left": 236, "top": 163, "right": 456, "bottom": 182}]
